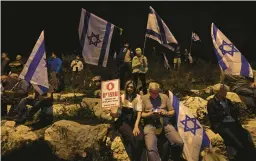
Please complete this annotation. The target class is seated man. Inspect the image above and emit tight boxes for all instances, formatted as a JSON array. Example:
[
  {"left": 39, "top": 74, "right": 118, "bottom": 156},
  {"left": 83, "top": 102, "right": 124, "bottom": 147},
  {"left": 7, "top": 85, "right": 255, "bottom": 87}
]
[
  {"left": 1, "top": 73, "right": 30, "bottom": 117},
  {"left": 141, "top": 82, "right": 184, "bottom": 161},
  {"left": 14, "top": 88, "right": 54, "bottom": 127},
  {"left": 207, "top": 85, "right": 256, "bottom": 161},
  {"left": 220, "top": 69, "right": 256, "bottom": 110}
]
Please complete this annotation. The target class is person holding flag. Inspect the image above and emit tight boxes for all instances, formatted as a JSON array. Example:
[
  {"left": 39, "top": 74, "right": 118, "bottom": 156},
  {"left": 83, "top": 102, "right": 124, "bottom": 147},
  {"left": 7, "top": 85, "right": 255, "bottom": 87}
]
[
  {"left": 11, "top": 31, "right": 53, "bottom": 127},
  {"left": 211, "top": 23, "right": 256, "bottom": 110}
]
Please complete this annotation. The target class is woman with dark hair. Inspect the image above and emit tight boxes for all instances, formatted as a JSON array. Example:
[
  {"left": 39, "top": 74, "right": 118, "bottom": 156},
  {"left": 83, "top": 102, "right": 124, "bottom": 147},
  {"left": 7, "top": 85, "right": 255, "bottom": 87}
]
[{"left": 107, "top": 80, "right": 144, "bottom": 161}]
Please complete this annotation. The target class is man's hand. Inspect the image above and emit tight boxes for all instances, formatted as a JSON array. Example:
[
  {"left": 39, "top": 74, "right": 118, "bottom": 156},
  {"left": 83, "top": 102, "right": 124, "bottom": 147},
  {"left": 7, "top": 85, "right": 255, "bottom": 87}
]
[
  {"left": 159, "top": 109, "right": 168, "bottom": 116},
  {"left": 250, "top": 82, "right": 256, "bottom": 88}
]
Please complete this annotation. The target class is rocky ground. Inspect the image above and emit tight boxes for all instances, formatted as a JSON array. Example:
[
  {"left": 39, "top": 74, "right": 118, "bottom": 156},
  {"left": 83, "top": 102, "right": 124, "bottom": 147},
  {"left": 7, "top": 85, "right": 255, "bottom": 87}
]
[{"left": 1, "top": 84, "right": 256, "bottom": 161}]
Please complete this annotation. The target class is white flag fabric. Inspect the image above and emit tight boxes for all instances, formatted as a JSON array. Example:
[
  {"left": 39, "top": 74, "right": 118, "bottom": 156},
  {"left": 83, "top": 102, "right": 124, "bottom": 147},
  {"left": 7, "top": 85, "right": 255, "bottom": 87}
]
[
  {"left": 19, "top": 31, "right": 49, "bottom": 95},
  {"left": 192, "top": 32, "right": 200, "bottom": 41},
  {"left": 168, "top": 90, "right": 211, "bottom": 161},
  {"left": 162, "top": 52, "right": 170, "bottom": 69},
  {"left": 146, "top": 6, "right": 178, "bottom": 51},
  {"left": 79, "top": 8, "right": 115, "bottom": 67},
  {"left": 211, "top": 23, "right": 253, "bottom": 78}
]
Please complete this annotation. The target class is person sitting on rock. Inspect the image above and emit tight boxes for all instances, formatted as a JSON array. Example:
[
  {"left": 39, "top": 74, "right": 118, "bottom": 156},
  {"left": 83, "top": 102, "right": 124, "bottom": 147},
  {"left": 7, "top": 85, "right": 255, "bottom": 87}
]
[
  {"left": 8, "top": 55, "right": 24, "bottom": 75},
  {"left": 107, "top": 80, "right": 144, "bottom": 161},
  {"left": 1, "top": 73, "right": 30, "bottom": 117},
  {"left": 14, "top": 87, "right": 54, "bottom": 127},
  {"left": 141, "top": 82, "right": 184, "bottom": 161},
  {"left": 220, "top": 69, "right": 256, "bottom": 111},
  {"left": 207, "top": 84, "right": 256, "bottom": 161}
]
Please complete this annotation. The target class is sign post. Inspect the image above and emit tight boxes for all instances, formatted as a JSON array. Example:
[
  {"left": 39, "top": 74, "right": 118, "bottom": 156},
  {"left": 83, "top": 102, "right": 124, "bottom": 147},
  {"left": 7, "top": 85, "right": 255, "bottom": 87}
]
[{"left": 101, "top": 79, "right": 120, "bottom": 110}]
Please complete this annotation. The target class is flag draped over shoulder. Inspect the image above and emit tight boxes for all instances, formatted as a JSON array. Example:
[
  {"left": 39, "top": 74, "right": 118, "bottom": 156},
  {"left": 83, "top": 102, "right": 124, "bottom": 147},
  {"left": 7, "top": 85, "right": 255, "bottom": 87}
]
[
  {"left": 192, "top": 32, "right": 200, "bottom": 41},
  {"left": 211, "top": 23, "right": 253, "bottom": 78},
  {"left": 168, "top": 90, "right": 211, "bottom": 161},
  {"left": 19, "top": 31, "right": 49, "bottom": 95},
  {"left": 146, "top": 6, "right": 178, "bottom": 51},
  {"left": 79, "top": 8, "right": 115, "bottom": 67}
]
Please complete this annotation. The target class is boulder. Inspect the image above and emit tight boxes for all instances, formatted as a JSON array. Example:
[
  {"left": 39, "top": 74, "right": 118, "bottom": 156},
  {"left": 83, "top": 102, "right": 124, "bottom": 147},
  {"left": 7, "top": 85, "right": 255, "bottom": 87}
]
[
  {"left": 205, "top": 129, "right": 226, "bottom": 156},
  {"left": 44, "top": 120, "right": 110, "bottom": 160},
  {"left": 243, "top": 119, "right": 256, "bottom": 145},
  {"left": 52, "top": 103, "right": 93, "bottom": 120},
  {"left": 105, "top": 129, "right": 130, "bottom": 161},
  {"left": 53, "top": 93, "right": 85, "bottom": 102},
  {"left": 1, "top": 122, "right": 44, "bottom": 156},
  {"left": 181, "top": 96, "right": 208, "bottom": 118},
  {"left": 81, "top": 98, "right": 114, "bottom": 121}
]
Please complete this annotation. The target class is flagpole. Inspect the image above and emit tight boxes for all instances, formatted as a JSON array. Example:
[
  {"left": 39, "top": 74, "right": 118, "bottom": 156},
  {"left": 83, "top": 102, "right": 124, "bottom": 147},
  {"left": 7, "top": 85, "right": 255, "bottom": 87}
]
[
  {"left": 189, "top": 32, "right": 193, "bottom": 55},
  {"left": 142, "top": 35, "right": 147, "bottom": 55}
]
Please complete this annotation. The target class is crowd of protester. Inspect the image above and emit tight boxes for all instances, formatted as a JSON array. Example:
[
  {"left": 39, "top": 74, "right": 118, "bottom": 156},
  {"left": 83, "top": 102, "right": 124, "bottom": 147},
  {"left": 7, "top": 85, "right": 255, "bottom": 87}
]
[{"left": 1, "top": 41, "right": 256, "bottom": 161}]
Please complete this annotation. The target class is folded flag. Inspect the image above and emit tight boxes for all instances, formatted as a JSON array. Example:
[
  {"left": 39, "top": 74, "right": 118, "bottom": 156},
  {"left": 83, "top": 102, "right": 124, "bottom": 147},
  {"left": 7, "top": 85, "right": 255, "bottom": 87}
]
[
  {"left": 146, "top": 6, "right": 178, "bottom": 51},
  {"left": 168, "top": 90, "right": 211, "bottom": 161},
  {"left": 79, "top": 8, "right": 115, "bottom": 67},
  {"left": 19, "top": 31, "right": 49, "bottom": 95},
  {"left": 211, "top": 23, "right": 253, "bottom": 78},
  {"left": 192, "top": 32, "right": 200, "bottom": 41}
]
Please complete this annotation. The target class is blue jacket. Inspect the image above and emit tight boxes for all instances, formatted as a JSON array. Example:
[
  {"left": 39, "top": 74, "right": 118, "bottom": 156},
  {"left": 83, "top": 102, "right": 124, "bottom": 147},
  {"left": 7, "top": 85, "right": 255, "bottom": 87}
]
[{"left": 48, "top": 58, "right": 62, "bottom": 73}]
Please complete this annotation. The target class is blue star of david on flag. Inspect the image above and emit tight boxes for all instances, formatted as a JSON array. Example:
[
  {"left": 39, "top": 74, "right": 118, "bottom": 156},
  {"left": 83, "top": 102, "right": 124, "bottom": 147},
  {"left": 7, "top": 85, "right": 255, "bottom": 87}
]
[
  {"left": 219, "top": 40, "right": 239, "bottom": 56},
  {"left": 180, "top": 115, "right": 201, "bottom": 135},
  {"left": 87, "top": 32, "right": 102, "bottom": 47}
]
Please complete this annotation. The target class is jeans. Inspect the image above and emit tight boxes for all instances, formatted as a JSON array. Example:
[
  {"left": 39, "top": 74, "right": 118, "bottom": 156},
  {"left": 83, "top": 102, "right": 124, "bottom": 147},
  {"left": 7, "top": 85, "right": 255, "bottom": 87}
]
[
  {"left": 119, "top": 62, "right": 132, "bottom": 90},
  {"left": 144, "top": 124, "right": 184, "bottom": 161},
  {"left": 50, "top": 71, "right": 59, "bottom": 91},
  {"left": 133, "top": 73, "right": 147, "bottom": 95},
  {"left": 217, "top": 123, "right": 256, "bottom": 161},
  {"left": 16, "top": 97, "right": 53, "bottom": 122},
  {"left": 234, "top": 86, "right": 256, "bottom": 109}
]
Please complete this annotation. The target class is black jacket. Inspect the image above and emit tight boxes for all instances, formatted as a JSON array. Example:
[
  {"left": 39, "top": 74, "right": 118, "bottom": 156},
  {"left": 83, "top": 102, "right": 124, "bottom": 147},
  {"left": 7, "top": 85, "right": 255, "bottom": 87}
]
[{"left": 207, "top": 96, "right": 240, "bottom": 133}]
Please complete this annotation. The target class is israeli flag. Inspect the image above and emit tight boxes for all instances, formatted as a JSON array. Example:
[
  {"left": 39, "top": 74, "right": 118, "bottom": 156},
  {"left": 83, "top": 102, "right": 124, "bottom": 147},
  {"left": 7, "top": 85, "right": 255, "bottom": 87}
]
[
  {"left": 162, "top": 52, "right": 170, "bottom": 69},
  {"left": 146, "top": 6, "right": 178, "bottom": 51},
  {"left": 211, "top": 23, "right": 253, "bottom": 78},
  {"left": 19, "top": 31, "right": 49, "bottom": 95},
  {"left": 168, "top": 91, "right": 211, "bottom": 161},
  {"left": 79, "top": 8, "right": 115, "bottom": 67}
]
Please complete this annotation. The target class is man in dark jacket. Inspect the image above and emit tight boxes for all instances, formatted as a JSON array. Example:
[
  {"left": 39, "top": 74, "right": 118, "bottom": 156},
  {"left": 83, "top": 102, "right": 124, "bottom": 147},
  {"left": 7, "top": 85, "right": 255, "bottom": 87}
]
[
  {"left": 1, "top": 52, "right": 10, "bottom": 75},
  {"left": 207, "top": 85, "right": 256, "bottom": 161},
  {"left": 1, "top": 73, "right": 30, "bottom": 117}
]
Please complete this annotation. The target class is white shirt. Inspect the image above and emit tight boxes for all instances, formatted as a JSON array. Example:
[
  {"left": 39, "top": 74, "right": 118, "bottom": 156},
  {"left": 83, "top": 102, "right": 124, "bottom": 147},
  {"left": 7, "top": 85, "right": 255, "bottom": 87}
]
[
  {"left": 70, "top": 60, "right": 83, "bottom": 72},
  {"left": 120, "top": 94, "right": 142, "bottom": 112}
]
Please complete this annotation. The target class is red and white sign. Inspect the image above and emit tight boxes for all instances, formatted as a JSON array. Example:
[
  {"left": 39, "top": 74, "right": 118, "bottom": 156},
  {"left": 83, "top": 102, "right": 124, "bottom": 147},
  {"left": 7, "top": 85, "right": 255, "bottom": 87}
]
[{"left": 101, "top": 79, "right": 120, "bottom": 109}]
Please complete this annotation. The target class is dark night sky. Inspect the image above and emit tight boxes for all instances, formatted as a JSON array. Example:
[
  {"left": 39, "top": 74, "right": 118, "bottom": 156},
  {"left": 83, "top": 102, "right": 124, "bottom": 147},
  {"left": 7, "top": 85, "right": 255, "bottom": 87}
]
[{"left": 2, "top": 1, "right": 256, "bottom": 62}]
